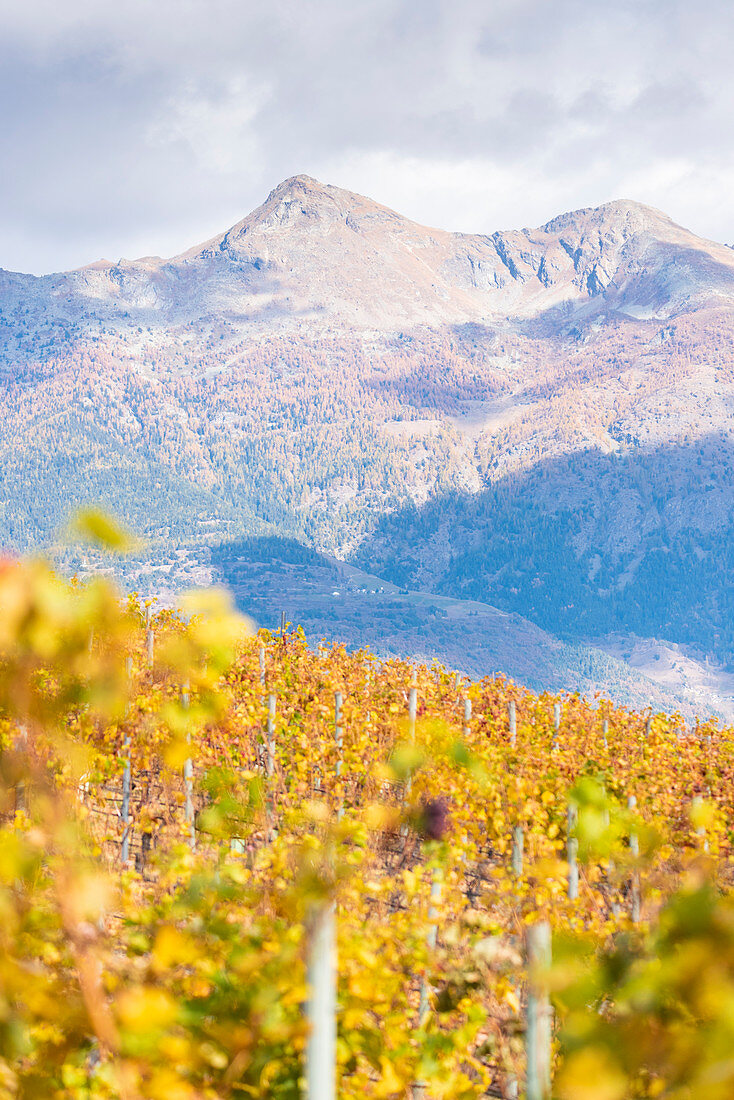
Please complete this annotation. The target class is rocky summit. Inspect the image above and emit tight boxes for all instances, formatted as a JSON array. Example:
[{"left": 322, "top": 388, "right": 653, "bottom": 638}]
[{"left": 4, "top": 175, "right": 734, "bottom": 337}]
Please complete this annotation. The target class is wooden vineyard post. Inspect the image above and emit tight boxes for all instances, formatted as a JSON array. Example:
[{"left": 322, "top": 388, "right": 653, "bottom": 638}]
[
  {"left": 304, "top": 902, "right": 336, "bottom": 1100},
  {"left": 231, "top": 656, "right": 250, "bottom": 851},
  {"left": 603, "top": 803, "right": 620, "bottom": 916},
  {"left": 414, "top": 871, "right": 442, "bottom": 1100},
  {"left": 552, "top": 702, "right": 561, "bottom": 751},
  {"left": 458, "top": 695, "right": 471, "bottom": 857},
  {"left": 645, "top": 715, "right": 652, "bottom": 739},
  {"left": 504, "top": 822, "right": 524, "bottom": 1099},
  {"left": 364, "top": 663, "right": 372, "bottom": 736},
  {"left": 602, "top": 717, "right": 609, "bottom": 749},
  {"left": 525, "top": 922, "right": 552, "bottom": 1100},
  {"left": 409, "top": 686, "right": 417, "bottom": 740},
  {"left": 509, "top": 699, "right": 517, "bottom": 748},
  {"left": 567, "top": 801, "right": 579, "bottom": 901},
  {"left": 628, "top": 794, "right": 640, "bottom": 922},
  {"left": 405, "top": 687, "right": 418, "bottom": 801},
  {"left": 15, "top": 725, "right": 28, "bottom": 815},
  {"left": 121, "top": 655, "right": 133, "bottom": 864},
  {"left": 512, "top": 825, "right": 524, "bottom": 876},
  {"left": 256, "top": 644, "right": 266, "bottom": 770},
  {"left": 692, "top": 794, "right": 709, "bottom": 853},
  {"left": 182, "top": 681, "right": 195, "bottom": 849},
  {"left": 266, "top": 694, "right": 276, "bottom": 778},
  {"left": 418, "top": 872, "right": 442, "bottom": 1022},
  {"left": 266, "top": 693, "right": 277, "bottom": 839},
  {"left": 462, "top": 697, "right": 471, "bottom": 739},
  {"left": 280, "top": 610, "right": 286, "bottom": 636},
  {"left": 145, "top": 604, "right": 154, "bottom": 669},
  {"left": 334, "top": 692, "right": 344, "bottom": 821},
  {"left": 183, "top": 756, "right": 195, "bottom": 847}
]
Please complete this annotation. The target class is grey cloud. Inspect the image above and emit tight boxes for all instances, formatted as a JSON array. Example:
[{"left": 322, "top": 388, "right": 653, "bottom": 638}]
[{"left": 1, "top": 0, "right": 733, "bottom": 272}]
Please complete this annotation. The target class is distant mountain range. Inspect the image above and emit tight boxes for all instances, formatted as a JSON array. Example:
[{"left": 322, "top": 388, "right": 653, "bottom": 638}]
[
  {"left": 3, "top": 175, "right": 734, "bottom": 715},
  {"left": 4, "top": 175, "right": 734, "bottom": 334}
]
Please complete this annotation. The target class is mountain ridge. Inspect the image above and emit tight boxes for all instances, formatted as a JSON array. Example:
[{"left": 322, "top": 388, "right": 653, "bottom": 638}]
[{"left": 3, "top": 176, "right": 734, "bottom": 334}]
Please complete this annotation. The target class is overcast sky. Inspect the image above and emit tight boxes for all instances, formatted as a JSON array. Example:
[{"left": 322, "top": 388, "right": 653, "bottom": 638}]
[{"left": 2, "top": 0, "right": 733, "bottom": 274}]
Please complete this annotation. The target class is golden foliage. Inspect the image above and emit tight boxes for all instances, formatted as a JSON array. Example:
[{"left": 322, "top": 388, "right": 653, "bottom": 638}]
[{"left": 0, "top": 552, "right": 733, "bottom": 1097}]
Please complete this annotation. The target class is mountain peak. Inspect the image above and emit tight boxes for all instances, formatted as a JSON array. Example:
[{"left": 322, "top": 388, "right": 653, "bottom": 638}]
[
  {"left": 541, "top": 198, "right": 676, "bottom": 237},
  {"left": 258, "top": 174, "right": 348, "bottom": 222},
  {"left": 267, "top": 173, "right": 331, "bottom": 197},
  {"left": 211, "top": 175, "right": 409, "bottom": 254},
  {"left": 119, "top": 177, "right": 734, "bottom": 329}
]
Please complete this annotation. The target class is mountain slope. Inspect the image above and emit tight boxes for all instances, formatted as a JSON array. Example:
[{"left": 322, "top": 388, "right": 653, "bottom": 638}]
[
  {"left": 3, "top": 176, "right": 734, "bottom": 354},
  {"left": 211, "top": 537, "right": 729, "bottom": 719},
  {"left": 355, "top": 429, "right": 734, "bottom": 665},
  {"left": 2, "top": 176, "right": 734, "bottom": 711}
]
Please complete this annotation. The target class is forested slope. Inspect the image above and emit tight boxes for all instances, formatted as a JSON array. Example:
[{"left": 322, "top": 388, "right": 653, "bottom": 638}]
[{"left": 3, "top": 175, "right": 734, "bottom": 696}]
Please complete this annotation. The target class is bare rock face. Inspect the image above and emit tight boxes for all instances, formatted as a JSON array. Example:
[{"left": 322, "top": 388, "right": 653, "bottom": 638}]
[
  {"left": 4, "top": 176, "right": 734, "bottom": 334},
  {"left": 191, "top": 180, "right": 734, "bottom": 327},
  {"left": 482, "top": 199, "right": 734, "bottom": 320}
]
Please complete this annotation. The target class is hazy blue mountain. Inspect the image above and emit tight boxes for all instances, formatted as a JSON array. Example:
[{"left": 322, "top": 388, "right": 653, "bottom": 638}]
[{"left": 2, "top": 175, "right": 733, "bottom": 714}]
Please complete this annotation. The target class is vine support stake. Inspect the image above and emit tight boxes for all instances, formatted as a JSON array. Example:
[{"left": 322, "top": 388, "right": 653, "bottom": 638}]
[
  {"left": 603, "top": 805, "right": 617, "bottom": 897},
  {"left": 265, "top": 693, "right": 277, "bottom": 839},
  {"left": 414, "top": 871, "right": 442, "bottom": 1099},
  {"left": 567, "top": 801, "right": 579, "bottom": 901},
  {"left": 627, "top": 794, "right": 639, "bottom": 856},
  {"left": 628, "top": 794, "right": 640, "bottom": 922},
  {"left": 15, "top": 724, "right": 28, "bottom": 815},
  {"left": 404, "top": 688, "right": 418, "bottom": 802},
  {"left": 267, "top": 694, "right": 276, "bottom": 778},
  {"left": 602, "top": 717, "right": 609, "bottom": 748},
  {"left": 525, "top": 922, "right": 552, "bottom": 1100},
  {"left": 552, "top": 702, "right": 561, "bottom": 750},
  {"left": 304, "top": 903, "right": 336, "bottom": 1100},
  {"left": 334, "top": 691, "right": 344, "bottom": 821},
  {"left": 121, "top": 655, "right": 133, "bottom": 864},
  {"left": 182, "top": 681, "right": 195, "bottom": 848},
  {"left": 418, "top": 871, "right": 442, "bottom": 1022},
  {"left": 462, "top": 696, "right": 471, "bottom": 739},
  {"left": 512, "top": 825, "right": 524, "bottom": 876},
  {"left": 365, "top": 664, "right": 372, "bottom": 735},
  {"left": 692, "top": 794, "right": 709, "bottom": 853},
  {"left": 509, "top": 699, "right": 517, "bottom": 747}
]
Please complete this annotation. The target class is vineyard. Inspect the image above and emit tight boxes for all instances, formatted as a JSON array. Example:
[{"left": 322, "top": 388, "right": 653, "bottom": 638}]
[{"left": 2, "top": 545, "right": 734, "bottom": 1099}]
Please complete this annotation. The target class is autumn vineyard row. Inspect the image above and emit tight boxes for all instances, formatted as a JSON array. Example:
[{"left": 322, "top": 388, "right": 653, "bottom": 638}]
[{"left": 2, "top": 553, "right": 734, "bottom": 1099}]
